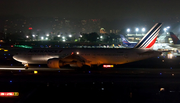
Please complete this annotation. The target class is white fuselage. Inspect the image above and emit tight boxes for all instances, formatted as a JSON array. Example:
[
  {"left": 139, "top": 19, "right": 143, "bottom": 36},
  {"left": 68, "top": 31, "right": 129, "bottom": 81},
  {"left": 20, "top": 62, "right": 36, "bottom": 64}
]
[{"left": 13, "top": 48, "right": 160, "bottom": 65}]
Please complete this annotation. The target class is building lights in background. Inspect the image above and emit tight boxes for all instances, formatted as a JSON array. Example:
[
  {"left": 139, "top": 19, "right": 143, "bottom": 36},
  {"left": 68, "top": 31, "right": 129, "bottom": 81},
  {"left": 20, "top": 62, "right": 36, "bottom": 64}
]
[
  {"left": 142, "top": 28, "right": 145, "bottom": 32},
  {"left": 135, "top": 28, "right": 139, "bottom": 32},
  {"left": 127, "top": 28, "right": 130, "bottom": 32}
]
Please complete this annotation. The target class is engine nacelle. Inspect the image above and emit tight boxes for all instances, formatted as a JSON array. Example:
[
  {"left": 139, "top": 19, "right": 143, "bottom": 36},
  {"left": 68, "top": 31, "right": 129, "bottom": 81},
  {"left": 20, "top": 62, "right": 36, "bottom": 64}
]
[
  {"left": 70, "top": 62, "right": 83, "bottom": 68},
  {"left": 47, "top": 58, "right": 62, "bottom": 68}
]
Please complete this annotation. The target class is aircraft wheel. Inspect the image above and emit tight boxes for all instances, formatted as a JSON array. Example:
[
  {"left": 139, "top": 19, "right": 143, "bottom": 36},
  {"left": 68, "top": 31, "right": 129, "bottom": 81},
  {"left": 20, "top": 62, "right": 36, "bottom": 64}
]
[{"left": 25, "top": 66, "right": 28, "bottom": 69}]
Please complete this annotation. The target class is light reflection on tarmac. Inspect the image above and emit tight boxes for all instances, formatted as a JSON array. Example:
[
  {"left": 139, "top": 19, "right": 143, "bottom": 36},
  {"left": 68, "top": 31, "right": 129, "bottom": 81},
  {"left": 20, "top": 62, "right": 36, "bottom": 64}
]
[{"left": 0, "top": 66, "right": 74, "bottom": 70}]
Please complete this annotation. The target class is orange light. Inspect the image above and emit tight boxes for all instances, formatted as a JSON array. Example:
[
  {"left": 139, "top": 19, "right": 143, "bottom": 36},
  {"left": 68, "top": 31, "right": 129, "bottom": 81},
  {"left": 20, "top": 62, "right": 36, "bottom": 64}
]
[
  {"left": 103, "top": 65, "right": 114, "bottom": 68},
  {"left": 0, "top": 92, "right": 19, "bottom": 96}
]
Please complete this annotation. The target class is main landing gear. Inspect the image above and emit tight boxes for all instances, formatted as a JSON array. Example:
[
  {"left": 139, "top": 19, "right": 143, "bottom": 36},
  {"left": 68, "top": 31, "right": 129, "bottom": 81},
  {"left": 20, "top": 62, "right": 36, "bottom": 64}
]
[{"left": 23, "top": 63, "right": 29, "bottom": 69}]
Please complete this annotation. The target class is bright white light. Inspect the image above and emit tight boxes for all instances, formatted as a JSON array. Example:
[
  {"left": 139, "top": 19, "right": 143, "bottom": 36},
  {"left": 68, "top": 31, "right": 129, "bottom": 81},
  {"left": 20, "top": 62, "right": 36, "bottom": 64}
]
[
  {"left": 32, "top": 35, "right": 35, "bottom": 37},
  {"left": 167, "top": 26, "right": 170, "bottom": 29},
  {"left": 167, "top": 53, "right": 173, "bottom": 59},
  {"left": 45, "top": 37, "right": 48, "bottom": 40},
  {"left": 62, "top": 39, "right": 65, "bottom": 42},
  {"left": 57, "top": 35, "right": 60, "bottom": 37},
  {"left": 62, "top": 36, "right": 65, "bottom": 39},
  {"left": 76, "top": 52, "right": 79, "bottom": 54},
  {"left": 142, "top": 28, "right": 145, "bottom": 32},
  {"left": 80, "top": 35, "right": 82, "bottom": 37},
  {"left": 164, "top": 28, "right": 167, "bottom": 32},
  {"left": 46, "top": 34, "right": 49, "bottom": 36},
  {"left": 136, "top": 28, "right": 139, "bottom": 32},
  {"left": 127, "top": 28, "right": 130, "bottom": 32},
  {"left": 26, "top": 36, "right": 29, "bottom": 38},
  {"left": 69, "top": 35, "right": 72, "bottom": 37},
  {"left": 41, "top": 37, "right": 44, "bottom": 40},
  {"left": 100, "top": 36, "right": 103, "bottom": 38}
]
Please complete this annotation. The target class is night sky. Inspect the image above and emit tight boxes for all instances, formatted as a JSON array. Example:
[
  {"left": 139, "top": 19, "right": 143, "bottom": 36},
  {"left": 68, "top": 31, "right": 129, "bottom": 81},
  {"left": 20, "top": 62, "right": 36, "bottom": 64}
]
[{"left": 0, "top": 0, "right": 180, "bottom": 19}]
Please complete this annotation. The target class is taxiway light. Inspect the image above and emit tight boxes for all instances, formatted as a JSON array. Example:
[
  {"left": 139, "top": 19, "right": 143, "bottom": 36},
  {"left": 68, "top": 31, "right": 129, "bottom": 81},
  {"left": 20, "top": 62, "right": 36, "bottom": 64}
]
[
  {"left": 160, "top": 88, "right": 165, "bottom": 91},
  {"left": 4, "top": 50, "right": 8, "bottom": 52},
  {"left": 0, "top": 92, "right": 19, "bottom": 96},
  {"left": 34, "top": 71, "right": 38, "bottom": 74}
]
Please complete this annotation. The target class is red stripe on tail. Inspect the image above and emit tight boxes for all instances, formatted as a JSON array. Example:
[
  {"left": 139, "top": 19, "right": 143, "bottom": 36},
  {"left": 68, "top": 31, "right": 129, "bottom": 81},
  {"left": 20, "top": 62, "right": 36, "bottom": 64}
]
[{"left": 146, "top": 37, "right": 157, "bottom": 48}]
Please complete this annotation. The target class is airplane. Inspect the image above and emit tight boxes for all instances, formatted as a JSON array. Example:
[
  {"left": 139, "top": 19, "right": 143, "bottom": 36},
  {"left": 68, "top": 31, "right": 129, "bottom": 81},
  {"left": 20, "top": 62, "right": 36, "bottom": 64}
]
[
  {"left": 169, "top": 32, "right": 180, "bottom": 49},
  {"left": 120, "top": 35, "right": 137, "bottom": 48},
  {"left": 13, "top": 23, "right": 162, "bottom": 69}
]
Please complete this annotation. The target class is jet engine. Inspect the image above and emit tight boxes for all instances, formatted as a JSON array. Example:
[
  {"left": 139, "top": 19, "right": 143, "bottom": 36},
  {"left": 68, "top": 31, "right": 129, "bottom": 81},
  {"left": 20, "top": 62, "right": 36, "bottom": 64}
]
[
  {"left": 47, "top": 58, "right": 65, "bottom": 68},
  {"left": 69, "top": 61, "right": 83, "bottom": 68}
]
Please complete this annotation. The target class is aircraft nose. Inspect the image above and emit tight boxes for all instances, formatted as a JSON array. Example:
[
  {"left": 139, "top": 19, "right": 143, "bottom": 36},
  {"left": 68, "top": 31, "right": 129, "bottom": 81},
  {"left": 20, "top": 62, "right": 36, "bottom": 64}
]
[{"left": 13, "top": 55, "right": 19, "bottom": 61}]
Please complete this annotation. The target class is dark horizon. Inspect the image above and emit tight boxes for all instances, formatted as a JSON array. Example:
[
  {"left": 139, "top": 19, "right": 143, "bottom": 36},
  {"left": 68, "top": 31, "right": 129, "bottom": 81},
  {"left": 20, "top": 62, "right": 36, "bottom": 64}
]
[{"left": 1, "top": 0, "right": 180, "bottom": 20}]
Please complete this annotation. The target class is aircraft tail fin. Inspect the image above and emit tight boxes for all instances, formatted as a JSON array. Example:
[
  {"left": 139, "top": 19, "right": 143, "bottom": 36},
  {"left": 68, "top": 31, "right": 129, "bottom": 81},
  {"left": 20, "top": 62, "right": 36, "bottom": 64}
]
[
  {"left": 120, "top": 35, "right": 131, "bottom": 45},
  {"left": 134, "top": 23, "right": 162, "bottom": 49},
  {"left": 170, "top": 32, "right": 180, "bottom": 44}
]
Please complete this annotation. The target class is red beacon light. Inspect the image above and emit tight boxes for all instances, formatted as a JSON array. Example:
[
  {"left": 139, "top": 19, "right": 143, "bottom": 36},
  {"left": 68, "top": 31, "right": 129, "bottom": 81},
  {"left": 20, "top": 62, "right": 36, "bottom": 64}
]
[{"left": 29, "top": 27, "right": 32, "bottom": 30}]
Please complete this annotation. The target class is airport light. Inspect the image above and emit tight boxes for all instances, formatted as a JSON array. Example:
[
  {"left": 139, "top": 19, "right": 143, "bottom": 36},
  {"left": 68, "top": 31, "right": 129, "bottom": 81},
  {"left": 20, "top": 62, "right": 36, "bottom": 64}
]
[
  {"left": 100, "top": 36, "right": 103, "bottom": 38},
  {"left": 46, "top": 34, "right": 49, "bottom": 36},
  {"left": 80, "top": 35, "right": 82, "bottom": 37},
  {"left": 41, "top": 37, "right": 44, "bottom": 40},
  {"left": 57, "top": 35, "right": 60, "bottom": 37},
  {"left": 167, "top": 26, "right": 170, "bottom": 29},
  {"left": 45, "top": 37, "right": 48, "bottom": 40},
  {"left": 26, "top": 36, "right": 29, "bottom": 38},
  {"left": 142, "top": 28, "right": 145, "bottom": 32},
  {"left": 62, "top": 36, "right": 65, "bottom": 39},
  {"left": 63, "top": 39, "right": 66, "bottom": 42},
  {"left": 127, "top": 28, "right": 130, "bottom": 32},
  {"left": 32, "top": 35, "right": 35, "bottom": 37},
  {"left": 135, "top": 28, "right": 139, "bottom": 32},
  {"left": 34, "top": 71, "right": 38, "bottom": 74},
  {"left": 69, "top": 35, "right": 72, "bottom": 37},
  {"left": 164, "top": 28, "right": 167, "bottom": 32},
  {"left": 0, "top": 92, "right": 19, "bottom": 96}
]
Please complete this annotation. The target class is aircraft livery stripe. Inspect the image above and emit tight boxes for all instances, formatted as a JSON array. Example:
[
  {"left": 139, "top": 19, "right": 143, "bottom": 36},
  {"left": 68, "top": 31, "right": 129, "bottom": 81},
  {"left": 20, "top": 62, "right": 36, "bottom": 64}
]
[
  {"left": 139, "top": 29, "right": 160, "bottom": 48},
  {"left": 146, "top": 37, "right": 157, "bottom": 48},
  {"left": 134, "top": 23, "right": 158, "bottom": 47},
  {"left": 135, "top": 23, "right": 161, "bottom": 48},
  {"left": 135, "top": 23, "right": 162, "bottom": 48},
  {"left": 142, "top": 31, "right": 159, "bottom": 48}
]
